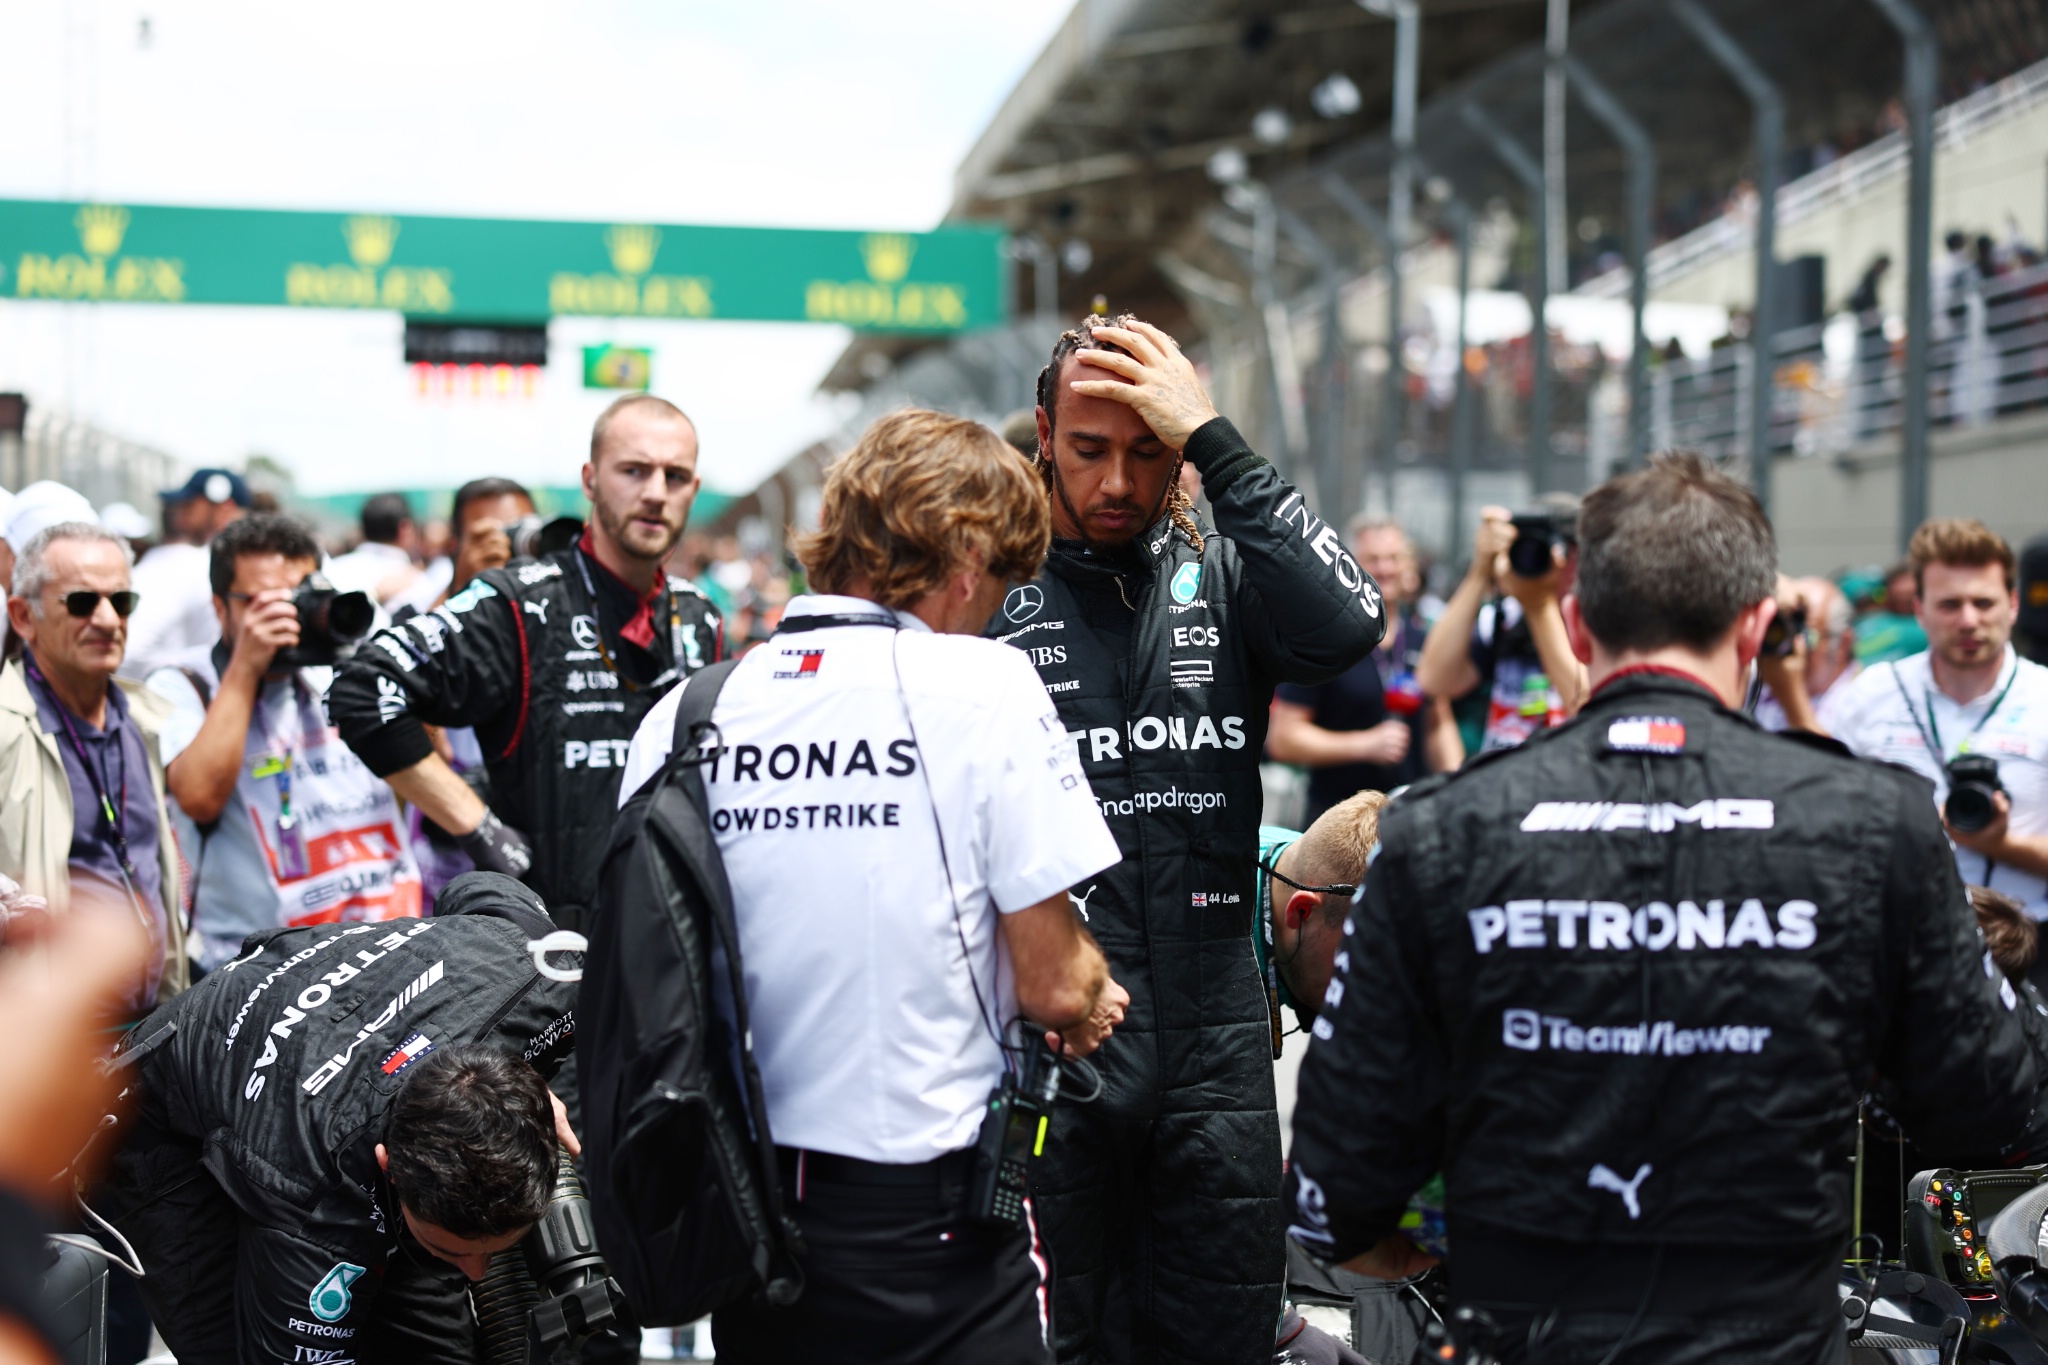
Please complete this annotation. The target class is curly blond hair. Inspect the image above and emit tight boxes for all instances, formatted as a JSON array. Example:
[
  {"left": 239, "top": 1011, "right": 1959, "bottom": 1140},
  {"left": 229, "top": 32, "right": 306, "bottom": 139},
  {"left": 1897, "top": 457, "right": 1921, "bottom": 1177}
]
[
  {"left": 1033, "top": 313, "right": 1204, "bottom": 556},
  {"left": 794, "top": 409, "right": 1050, "bottom": 610}
]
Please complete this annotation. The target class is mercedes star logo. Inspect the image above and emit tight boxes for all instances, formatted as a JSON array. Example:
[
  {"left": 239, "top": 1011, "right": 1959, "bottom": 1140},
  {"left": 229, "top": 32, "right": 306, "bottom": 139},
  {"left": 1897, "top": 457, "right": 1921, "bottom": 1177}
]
[{"left": 1004, "top": 584, "right": 1044, "bottom": 623}]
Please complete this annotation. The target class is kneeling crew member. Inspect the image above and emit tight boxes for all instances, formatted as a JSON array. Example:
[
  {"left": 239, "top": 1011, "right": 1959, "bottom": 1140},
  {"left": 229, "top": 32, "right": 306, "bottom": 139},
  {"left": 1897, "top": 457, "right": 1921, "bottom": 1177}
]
[
  {"left": 1288, "top": 453, "right": 2048, "bottom": 1364},
  {"left": 96, "top": 873, "right": 579, "bottom": 1365},
  {"left": 620, "top": 409, "right": 1128, "bottom": 1365}
]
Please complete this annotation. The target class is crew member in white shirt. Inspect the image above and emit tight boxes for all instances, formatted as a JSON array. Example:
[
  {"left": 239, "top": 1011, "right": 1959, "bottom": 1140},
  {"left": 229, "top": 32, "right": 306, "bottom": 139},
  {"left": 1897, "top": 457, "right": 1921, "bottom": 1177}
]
[
  {"left": 1833, "top": 519, "right": 2048, "bottom": 921},
  {"left": 620, "top": 409, "right": 1128, "bottom": 1365}
]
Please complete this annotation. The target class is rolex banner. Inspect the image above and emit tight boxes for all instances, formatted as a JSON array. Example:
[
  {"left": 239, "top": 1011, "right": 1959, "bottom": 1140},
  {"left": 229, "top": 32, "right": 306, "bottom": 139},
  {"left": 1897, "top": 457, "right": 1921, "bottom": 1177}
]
[{"left": 0, "top": 200, "right": 1008, "bottom": 332}]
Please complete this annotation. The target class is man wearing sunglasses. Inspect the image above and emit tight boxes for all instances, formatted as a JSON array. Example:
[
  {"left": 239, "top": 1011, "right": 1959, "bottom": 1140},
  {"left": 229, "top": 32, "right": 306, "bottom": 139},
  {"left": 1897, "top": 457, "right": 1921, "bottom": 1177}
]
[{"left": 0, "top": 520, "right": 188, "bottom": 1010}]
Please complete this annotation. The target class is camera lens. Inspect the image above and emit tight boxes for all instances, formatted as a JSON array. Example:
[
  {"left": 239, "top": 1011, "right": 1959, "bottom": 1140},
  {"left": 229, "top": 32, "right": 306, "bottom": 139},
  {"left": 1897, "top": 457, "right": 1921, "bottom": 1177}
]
[
  {"left": 1947, "top": 784, "right": 1998, "bottom": 834},
  {"left": 327, "top": 590, "right": 374, "bottom": 641},
  {"left": 1507, "top": 533, "right": 1554, "bottom": 579}
]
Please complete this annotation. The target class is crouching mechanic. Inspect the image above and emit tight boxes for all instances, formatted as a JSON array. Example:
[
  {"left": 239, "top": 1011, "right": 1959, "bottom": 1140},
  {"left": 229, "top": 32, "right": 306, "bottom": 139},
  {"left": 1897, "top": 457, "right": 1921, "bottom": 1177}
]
[
  {"left": 1287, "top": 453, "right": 2048, "bottom": 1364},
  {"left": 93, "top": 872, "right": 580, "bottom": 1365}
]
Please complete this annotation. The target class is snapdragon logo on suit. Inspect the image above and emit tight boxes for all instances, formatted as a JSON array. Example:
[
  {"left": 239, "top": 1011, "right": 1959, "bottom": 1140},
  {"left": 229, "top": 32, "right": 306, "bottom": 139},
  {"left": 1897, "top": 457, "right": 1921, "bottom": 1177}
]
[{"left": 1169, "top": 562, "right": 1201, "bottom": 606}]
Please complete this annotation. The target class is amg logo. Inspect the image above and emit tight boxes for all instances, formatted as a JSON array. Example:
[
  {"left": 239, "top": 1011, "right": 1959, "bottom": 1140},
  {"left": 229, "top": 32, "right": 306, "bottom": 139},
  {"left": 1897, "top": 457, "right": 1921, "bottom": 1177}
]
[{"left": 1520, "top": 799, "right": 1774, "bottom": 833}]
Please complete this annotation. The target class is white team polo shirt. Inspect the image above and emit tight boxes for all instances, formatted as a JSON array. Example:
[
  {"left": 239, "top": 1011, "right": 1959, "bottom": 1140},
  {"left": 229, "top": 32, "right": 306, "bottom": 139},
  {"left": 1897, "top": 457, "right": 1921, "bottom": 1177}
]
[
  {"left": 1831, "top": 645, "right": 2048, "bottom": 917},
  {"left": 619, "top": 594, "right": 1120, "bottom": 1164}
]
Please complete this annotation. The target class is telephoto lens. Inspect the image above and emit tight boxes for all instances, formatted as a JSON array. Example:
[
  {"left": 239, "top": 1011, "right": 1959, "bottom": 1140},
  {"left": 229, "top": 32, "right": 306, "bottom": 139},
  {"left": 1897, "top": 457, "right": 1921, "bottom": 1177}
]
[
  {"left": 1945, "top": 754, "right": 2006, "bottom": 833},
  {"left": 278, "top": 573, "right": 375, "bottom": 668},
  {"left": 1507, "top": 511, "right": 1573, "bottom": 579}
]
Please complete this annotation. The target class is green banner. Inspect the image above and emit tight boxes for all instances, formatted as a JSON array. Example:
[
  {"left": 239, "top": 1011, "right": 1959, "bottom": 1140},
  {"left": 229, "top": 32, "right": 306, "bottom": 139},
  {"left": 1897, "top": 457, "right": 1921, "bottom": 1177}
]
[{"left": 0, "top": 200, "right": 1008, "bottom": 332}]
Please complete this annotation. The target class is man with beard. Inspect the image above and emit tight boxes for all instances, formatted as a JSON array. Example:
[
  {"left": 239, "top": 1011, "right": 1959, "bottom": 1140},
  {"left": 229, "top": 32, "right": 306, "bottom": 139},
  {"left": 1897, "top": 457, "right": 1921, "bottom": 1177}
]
[
  {"left": 997, "top": 315, "right": 1382, "bottom": 1363},
  {"left": 331, "top": 394, "right": 722, "bottom": 937}
]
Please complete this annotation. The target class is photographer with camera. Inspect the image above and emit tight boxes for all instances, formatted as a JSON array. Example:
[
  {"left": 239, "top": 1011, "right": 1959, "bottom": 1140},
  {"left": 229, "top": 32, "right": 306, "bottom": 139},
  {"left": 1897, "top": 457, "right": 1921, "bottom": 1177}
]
[
  {"left": 94, "top": 873, "right": 586, "bottom": 1365},
  {"left": 330, "top": 395, "right": 721, "bottom": 934},
  {"left": 1417, "top": 500, "right": 1589, "bottom": 755},
  {"left": 1834, "top": 519, "right": 2048, "bottom": 924},
  {"left": 1287, "top": 457, "right": 2046, "bottom": 1363},
  {"left": 145, "top": 513, "right": 420, "bottom": 972},
  {"left": 1752, "top": 576, "right": 1861, "bottom": 736},
  {"left": 612, "top": 410, "right": 1126, "bottom": 1363}
]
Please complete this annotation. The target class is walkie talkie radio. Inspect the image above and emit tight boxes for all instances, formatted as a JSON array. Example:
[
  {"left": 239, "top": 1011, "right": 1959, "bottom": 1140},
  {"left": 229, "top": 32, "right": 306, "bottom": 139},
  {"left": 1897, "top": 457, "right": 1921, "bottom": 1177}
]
[{"left": 970, "top": 1038, "right": 1062, "bottom": 1229}]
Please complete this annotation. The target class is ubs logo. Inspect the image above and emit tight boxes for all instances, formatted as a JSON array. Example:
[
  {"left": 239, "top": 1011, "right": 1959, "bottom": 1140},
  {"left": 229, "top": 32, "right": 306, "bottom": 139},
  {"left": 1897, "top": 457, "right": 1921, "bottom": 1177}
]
[
  {"left": 571, "top": 615, "right": 600, "bottom": 650},
  {"left": 1004, "top": 585, "right": 1044, "bottom": 623}
]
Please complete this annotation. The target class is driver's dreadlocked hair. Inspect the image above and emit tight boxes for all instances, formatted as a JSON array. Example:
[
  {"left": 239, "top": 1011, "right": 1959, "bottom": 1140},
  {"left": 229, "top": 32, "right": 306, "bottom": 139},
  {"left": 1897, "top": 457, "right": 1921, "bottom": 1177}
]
[{"left": 1033, "top": 313, "right": 1204, "bottom": 556}]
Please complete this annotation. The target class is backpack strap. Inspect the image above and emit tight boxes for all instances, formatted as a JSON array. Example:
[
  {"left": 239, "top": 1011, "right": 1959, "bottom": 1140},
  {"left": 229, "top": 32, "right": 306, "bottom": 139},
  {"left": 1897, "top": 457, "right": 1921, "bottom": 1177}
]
[{"left": 671, "top": 658, "right": 741, "bottom": 783}]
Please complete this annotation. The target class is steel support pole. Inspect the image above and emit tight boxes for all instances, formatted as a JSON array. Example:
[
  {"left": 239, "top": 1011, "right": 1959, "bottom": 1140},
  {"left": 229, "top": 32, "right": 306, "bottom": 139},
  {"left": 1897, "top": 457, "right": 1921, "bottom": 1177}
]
[
  {"left": 1670, "top": 0, "right": 1783, "bottom": 510},
  {"left": 1461, "top": 102, "right": 1553, "bottom": 491},
  {"left": 1544, "top": 0, "right": 1571, "bottom": 297},
  {"left": 1562, "top": 55, "right": 1654, "bottom": 469},
  {"left": 1869, "top": 0, "right": 1936, "bottom": 548},
  {"left": 1384, "top": 0, "right": 1421, "bottom": 482},
  {"left": 1277, "top": 205, "right": 1351, "bottom": 517},
  {"left": 1449, "top": 200, "right": 1476, "bottom": 566},
  {"left": 1320, "top": 172, "right": 1400, "bottom": 509}
]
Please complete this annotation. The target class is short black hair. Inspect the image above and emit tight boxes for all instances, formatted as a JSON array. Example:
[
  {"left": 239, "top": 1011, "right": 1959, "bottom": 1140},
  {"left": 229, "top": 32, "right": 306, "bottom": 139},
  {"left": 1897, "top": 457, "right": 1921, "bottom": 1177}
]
[
  {"left": 383, "top": 1044, "right": 555, "bottom": 1239},
  {"left": 451, "top": 478, "right": 534, "bottom": 530},
  {"left": 360, "top": 493, "right": 415, "bottom": 545},
  {"left": 1574, "top": 451, "right": 1776, "bottom": 653},
  {"left": 209, "top": 513, "right": 322, "bottom": 599}
]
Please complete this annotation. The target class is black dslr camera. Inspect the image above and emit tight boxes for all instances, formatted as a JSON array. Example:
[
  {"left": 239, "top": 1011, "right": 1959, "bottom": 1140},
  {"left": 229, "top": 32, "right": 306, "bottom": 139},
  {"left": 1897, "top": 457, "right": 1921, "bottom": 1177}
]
[
  {"left": 507, "top": 515, "right": 585, "bottom": 561},
  {"left": 1507, "top": 509, "right": 1576, "bottom": 579},
  {"left": 276, "top": 573, "right": 375, "bottom": 668},
  {"left": 1760, "top": 603, "right": 1808, "bottom": 658},
  {"left": 1946, "top": 754, "right": 2007, "bottom": 834},
  {"left": 473, "top": 1152, "right": 633, "bottom": 1365}
]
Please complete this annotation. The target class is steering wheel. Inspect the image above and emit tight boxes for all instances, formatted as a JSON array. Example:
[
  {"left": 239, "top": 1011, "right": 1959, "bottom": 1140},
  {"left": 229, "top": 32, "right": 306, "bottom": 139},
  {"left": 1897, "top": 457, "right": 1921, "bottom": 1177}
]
[{"left": 1989, "top": 1182, "right": 2048, "bottom": 1344}]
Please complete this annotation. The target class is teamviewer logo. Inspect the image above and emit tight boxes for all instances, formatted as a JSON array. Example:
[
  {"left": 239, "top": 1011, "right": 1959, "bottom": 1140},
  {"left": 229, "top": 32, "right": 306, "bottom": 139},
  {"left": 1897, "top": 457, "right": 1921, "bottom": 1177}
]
[{"left": 1503, "top": 1008, "right": 1542, "bottom": 1051}]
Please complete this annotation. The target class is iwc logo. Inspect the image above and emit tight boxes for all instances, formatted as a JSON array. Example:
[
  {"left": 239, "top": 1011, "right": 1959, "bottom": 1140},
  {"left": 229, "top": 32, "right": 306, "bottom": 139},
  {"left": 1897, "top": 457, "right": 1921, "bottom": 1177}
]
[
  {"left": 309, "top": 1262, "right": 366, "bottom": 1323},
  {"left": 1169, "top": 562, "right": 1202, "bottom": 606},
  {"left": 1004, "top": 584, "right": 1044, "bottom": 623}
]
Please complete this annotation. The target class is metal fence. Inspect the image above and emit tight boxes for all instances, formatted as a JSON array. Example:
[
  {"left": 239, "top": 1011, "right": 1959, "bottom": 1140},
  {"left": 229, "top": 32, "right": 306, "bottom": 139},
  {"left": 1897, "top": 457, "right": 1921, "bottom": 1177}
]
[
  {"left": 0, "top": 406, "right": 186, "bottom": 513},
  {"left": 1645, "top": 257, "right": 2048, "bottom": 462}
]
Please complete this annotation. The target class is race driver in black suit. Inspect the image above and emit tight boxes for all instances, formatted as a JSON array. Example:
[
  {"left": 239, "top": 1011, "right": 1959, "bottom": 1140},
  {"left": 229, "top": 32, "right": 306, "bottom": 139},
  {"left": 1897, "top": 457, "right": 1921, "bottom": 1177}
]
[{"left": 996, "top": 315, "right": 1383, "bottom": 1364}]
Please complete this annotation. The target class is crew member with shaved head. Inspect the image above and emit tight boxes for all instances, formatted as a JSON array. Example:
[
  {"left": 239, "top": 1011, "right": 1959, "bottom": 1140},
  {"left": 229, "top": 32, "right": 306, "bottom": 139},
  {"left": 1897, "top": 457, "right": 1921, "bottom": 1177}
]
[
  {"left": 331, "top": 394, "right": 722, "bottom": 937},
  {"left": 999, "top": 314, "right": 1383, "bottom": 1364}
]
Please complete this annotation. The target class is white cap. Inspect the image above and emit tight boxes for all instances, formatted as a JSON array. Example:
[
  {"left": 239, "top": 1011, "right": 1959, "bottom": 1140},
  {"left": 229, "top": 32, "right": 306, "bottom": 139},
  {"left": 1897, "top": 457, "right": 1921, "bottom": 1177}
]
[
  {"left": 7, "top": 481, "right": 98, "bottom": 555},
  {"left": 98, "top": 501, "right": 152, "bottom": 540}
]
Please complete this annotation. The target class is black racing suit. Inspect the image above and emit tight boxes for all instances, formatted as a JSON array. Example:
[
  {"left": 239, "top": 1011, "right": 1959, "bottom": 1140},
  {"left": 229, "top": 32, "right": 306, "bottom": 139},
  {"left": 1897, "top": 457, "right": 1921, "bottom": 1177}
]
[
  {"left": 992, "top": 416, "right": 1383, "bottom": 1364},
  {"left": 329, "top": 543, "right": 722, "bottom": 933},
  {"left": 1288, "top": 672, "right": 2048, "bottom": 1364},
  {"left": 95, "top": 886, "right": 576, "bottom": 1365}
]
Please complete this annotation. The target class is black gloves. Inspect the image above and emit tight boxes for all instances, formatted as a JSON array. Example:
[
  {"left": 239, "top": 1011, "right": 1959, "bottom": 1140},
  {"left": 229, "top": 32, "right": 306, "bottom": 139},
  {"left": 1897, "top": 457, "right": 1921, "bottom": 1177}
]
[{"left": 458, "top": 808, "right": 534, "bottom": 879}]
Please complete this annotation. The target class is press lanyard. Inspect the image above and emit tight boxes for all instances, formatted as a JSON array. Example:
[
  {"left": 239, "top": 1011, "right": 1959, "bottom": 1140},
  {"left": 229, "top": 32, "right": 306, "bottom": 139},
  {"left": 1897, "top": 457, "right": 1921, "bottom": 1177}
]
[
  {"left": 572, "top": 548, "right": 682, "bottom": 692},
  {"left": 25, "top": 656, "right": 134, "bottom": 878},
  {"left": 249, "top": 677, "right": 319, "bottom": 879},
  {"left": 774, "top": 611, "right": 901, "bottom": 633},
  {"left": 1889, "top": 655, "right": 2019, "bottom": 760}
]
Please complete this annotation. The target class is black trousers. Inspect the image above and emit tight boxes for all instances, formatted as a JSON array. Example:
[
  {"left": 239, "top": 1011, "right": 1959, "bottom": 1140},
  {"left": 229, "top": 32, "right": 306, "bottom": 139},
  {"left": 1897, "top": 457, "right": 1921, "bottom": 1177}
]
[
  {"left": 1455, "top": 1233, "right": 1847, "bottom": 1365},
  {"left": 712, "top": 1147, "right": 1052, "bottom": 1365},
  {"left": 94, "top": 1105, "right": 480, "bottom": 1365}
]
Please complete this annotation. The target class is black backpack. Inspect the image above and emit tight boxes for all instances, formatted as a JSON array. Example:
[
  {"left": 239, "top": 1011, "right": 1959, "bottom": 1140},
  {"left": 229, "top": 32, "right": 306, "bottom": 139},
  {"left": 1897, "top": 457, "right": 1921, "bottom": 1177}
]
[{"left": 580, "top": 659, "right": 804, "bottom": 1323}]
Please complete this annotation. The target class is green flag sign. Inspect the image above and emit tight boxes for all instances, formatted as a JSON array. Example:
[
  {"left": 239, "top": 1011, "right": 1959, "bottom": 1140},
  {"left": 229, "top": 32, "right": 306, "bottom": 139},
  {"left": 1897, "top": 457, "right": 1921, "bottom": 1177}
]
[
  {"left": 583, "top": 345, "right": 652, "bottom": 391},
  {"left": 0, "top": 200, "right": 1008, "bottom": 332}
]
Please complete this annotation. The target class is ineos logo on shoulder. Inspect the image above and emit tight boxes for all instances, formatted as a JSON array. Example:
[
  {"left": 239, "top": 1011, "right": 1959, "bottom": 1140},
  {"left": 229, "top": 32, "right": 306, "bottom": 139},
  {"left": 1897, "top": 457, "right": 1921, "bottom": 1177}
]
[
  {"left": 571, "top": 615, "right": 599, "bottom": 649},
  {"left": 1004, "top": 585, "right": 1044, "bottom": 623}
]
